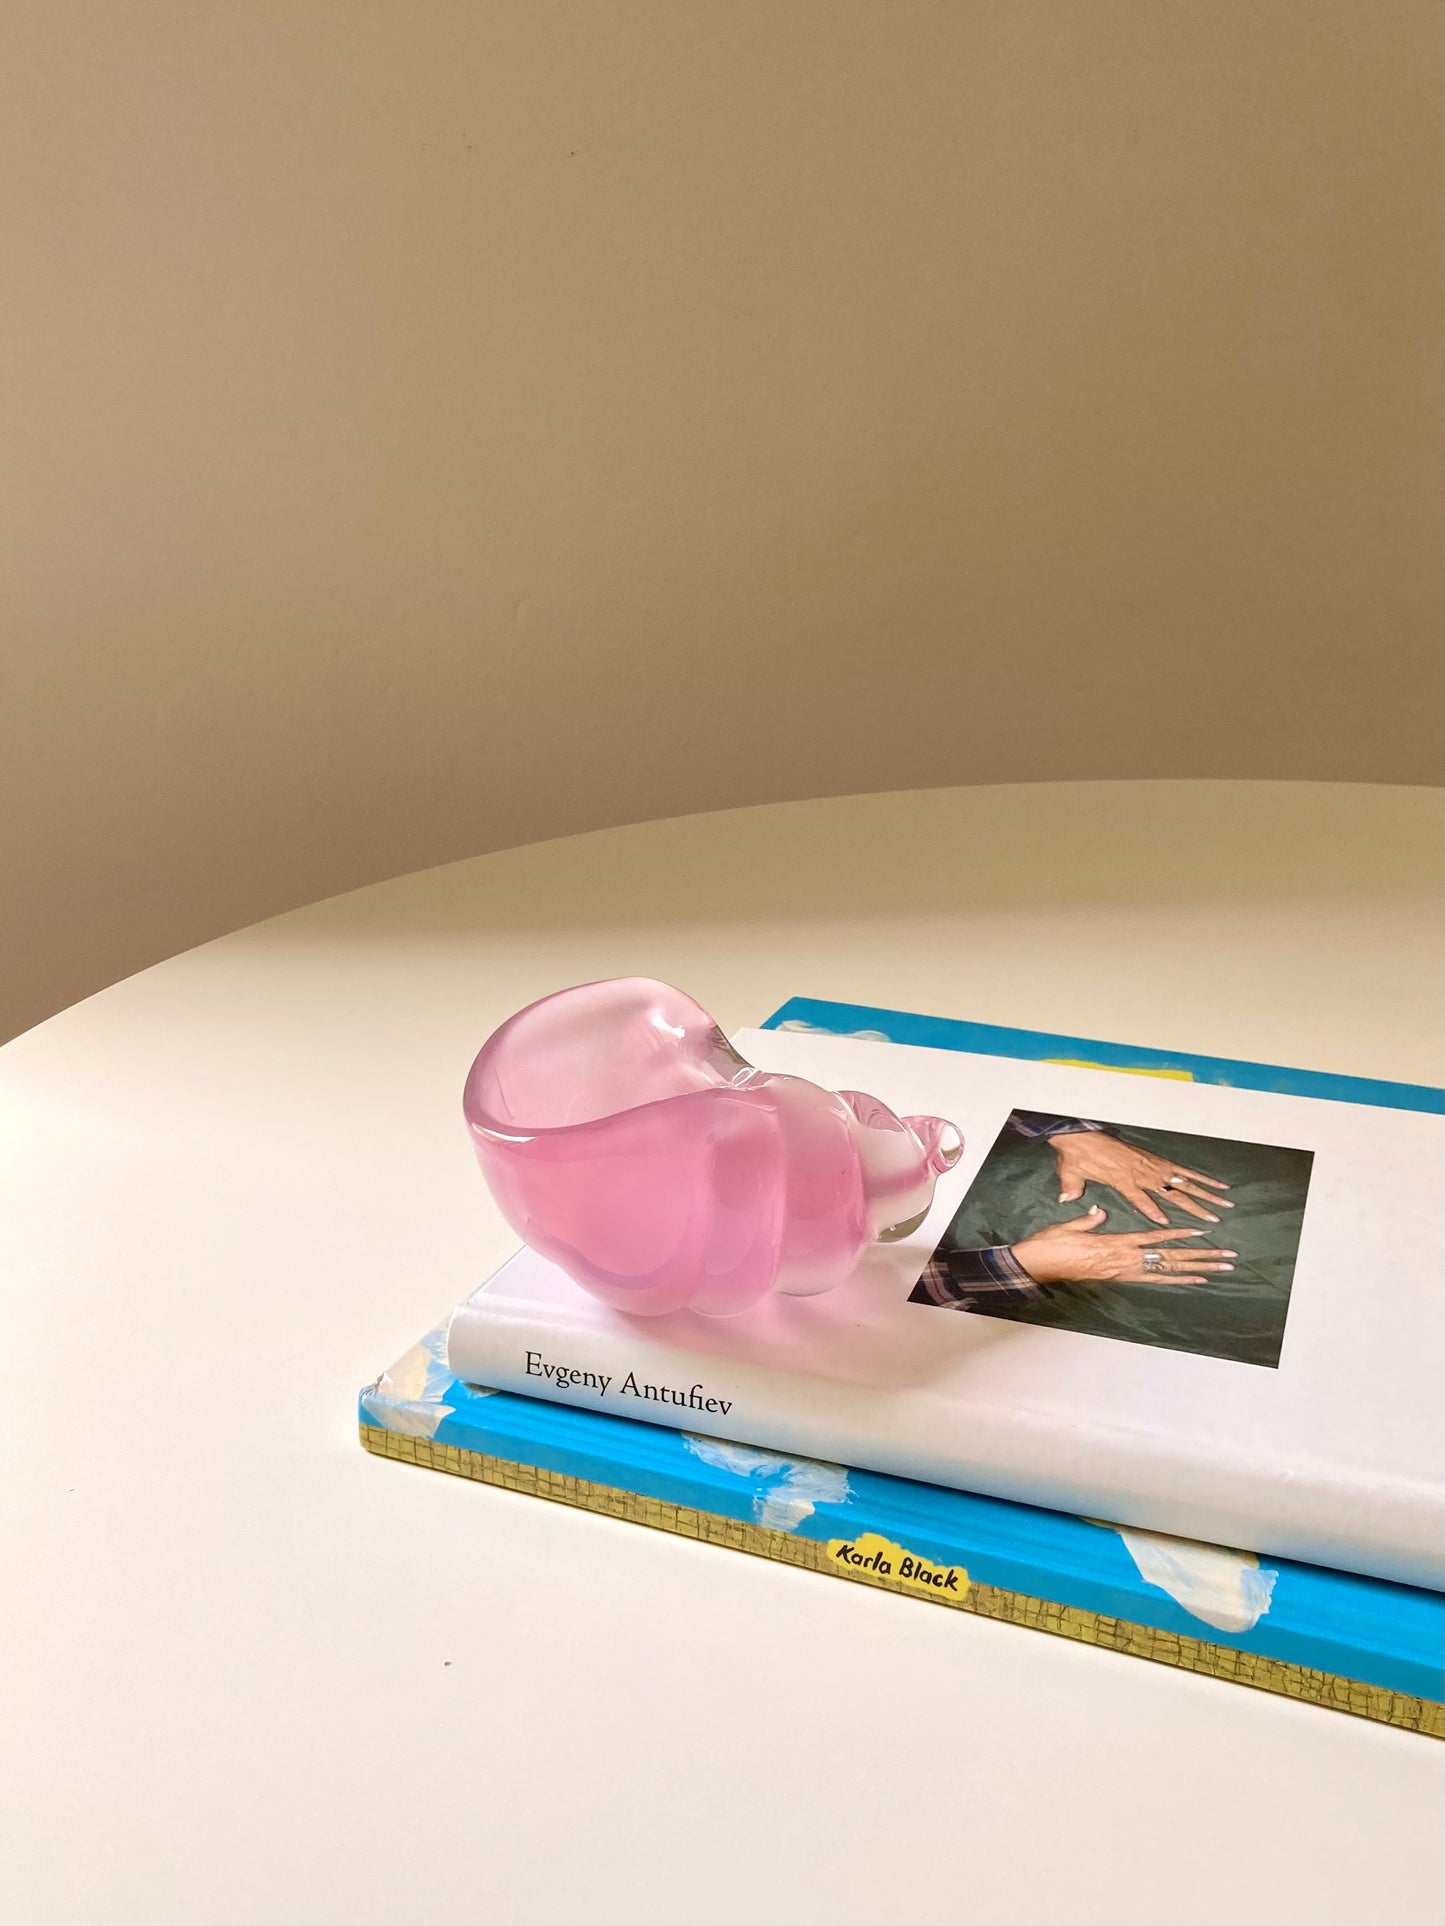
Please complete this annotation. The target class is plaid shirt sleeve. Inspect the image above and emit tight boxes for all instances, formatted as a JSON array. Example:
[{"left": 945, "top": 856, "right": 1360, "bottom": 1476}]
[
  {"left": 915, "top": 1245, "right": 1047, "bottom": 1310},
  {"left": 1008, "top": 1109, "right": 1113, "bottom": 1140}
]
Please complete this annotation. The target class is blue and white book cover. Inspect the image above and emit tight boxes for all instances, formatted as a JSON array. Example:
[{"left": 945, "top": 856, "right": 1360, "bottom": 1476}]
[{"left": 359, "top": 1319, "right": 1443, "bottom": 1734}]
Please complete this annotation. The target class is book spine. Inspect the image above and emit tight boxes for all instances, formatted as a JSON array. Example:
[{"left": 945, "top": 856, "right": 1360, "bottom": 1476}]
[
  {"left": 444, "top": 1295, "right": 1441, "bottom": 1592},
  {"left": 445, "top": 1300, "right": 827, "bottom": 1457},
  {"left": 444, "top": 1297, "right": 1231, "bottom": 1546}
]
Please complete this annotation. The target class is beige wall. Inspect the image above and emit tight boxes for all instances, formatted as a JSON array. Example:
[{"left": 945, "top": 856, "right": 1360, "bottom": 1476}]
[{"left": 3, "top": 3, "right": 1440, "bottom": 1044}]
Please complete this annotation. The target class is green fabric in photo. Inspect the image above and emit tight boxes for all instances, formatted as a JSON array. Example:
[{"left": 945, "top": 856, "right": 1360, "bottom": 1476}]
[{"left": 938, "top": 1117, "right": 1314, "bottom": 1368}]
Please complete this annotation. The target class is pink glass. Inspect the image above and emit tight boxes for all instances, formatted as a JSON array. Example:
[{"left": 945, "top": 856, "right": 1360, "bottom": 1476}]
[{"left": 463, "top": 977, "right": 963, "bottom": 1317}]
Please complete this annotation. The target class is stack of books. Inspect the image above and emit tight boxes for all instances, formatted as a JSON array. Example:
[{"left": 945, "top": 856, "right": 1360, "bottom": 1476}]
[{"left": 360, "top": 998, "right": 1444, "bottom": 1736}]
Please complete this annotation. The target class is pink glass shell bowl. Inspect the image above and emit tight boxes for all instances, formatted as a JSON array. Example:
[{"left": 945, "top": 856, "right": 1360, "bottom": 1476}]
[{"left": 463, "top": 977, "right": 962, "bottom": 1317}]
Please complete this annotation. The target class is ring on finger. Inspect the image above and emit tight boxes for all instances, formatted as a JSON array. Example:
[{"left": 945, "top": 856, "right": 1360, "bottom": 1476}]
[
  {"left": 1141, "top": 1248, "right": 1166, "bottom": 1273},
  {"left": 1163, "top": 1175, "right": 1189, "bottom": 1189}
]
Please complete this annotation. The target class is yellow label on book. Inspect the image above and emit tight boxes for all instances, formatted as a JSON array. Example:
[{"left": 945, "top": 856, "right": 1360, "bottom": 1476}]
[
  {"left": 826, "top": 1532, "right": 970, "bottom": 1600},
  {"left": 1044, "top": 1057, "right": 1195, "bottom": 1082}
]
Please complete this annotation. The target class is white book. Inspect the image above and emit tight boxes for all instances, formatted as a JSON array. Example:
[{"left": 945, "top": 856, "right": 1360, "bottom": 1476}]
[{"left": 446, "top": 1028, "right": 1444, "bottom": 1589}]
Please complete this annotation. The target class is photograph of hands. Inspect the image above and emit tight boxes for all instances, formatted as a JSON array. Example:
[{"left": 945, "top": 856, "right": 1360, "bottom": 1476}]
[{"left": 912, "top": 1109, "right": 1313, "bottom": 1368}]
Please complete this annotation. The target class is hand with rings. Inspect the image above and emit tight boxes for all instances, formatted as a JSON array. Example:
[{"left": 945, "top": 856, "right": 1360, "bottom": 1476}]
[
  {"left": 1046, "top": 1131, "right": 1233, "bottom": 1226},
  {"left": 1011, "top": 1206, "right": 1238, "bottom": 1287}
]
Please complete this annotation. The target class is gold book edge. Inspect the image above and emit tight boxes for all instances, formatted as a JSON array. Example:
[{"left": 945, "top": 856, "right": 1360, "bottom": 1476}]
[{"left": 360, "top": 1423, "right": 1443, "bottom": 1739}]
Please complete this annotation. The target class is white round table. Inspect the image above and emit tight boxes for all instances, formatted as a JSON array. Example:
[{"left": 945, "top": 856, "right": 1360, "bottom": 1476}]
[{"left": 3, "top": 782, "right": 1441, "bottom": 1925}]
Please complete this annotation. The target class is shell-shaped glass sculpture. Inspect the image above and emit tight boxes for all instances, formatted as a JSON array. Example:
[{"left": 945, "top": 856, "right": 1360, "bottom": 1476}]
[{"left": 463, "top": 977, "right": 962, "bottom": 1317}]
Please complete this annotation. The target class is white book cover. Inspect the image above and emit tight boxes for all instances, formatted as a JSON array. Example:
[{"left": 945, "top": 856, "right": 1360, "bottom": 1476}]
[{"left": 446, "top": 1028, "right": 1444, "bottom": 1589}]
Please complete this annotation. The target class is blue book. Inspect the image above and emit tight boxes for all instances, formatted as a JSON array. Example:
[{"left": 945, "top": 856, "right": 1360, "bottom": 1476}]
[{"left": 359, "top": 999, "right": 1444, "bottom": 1737}]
